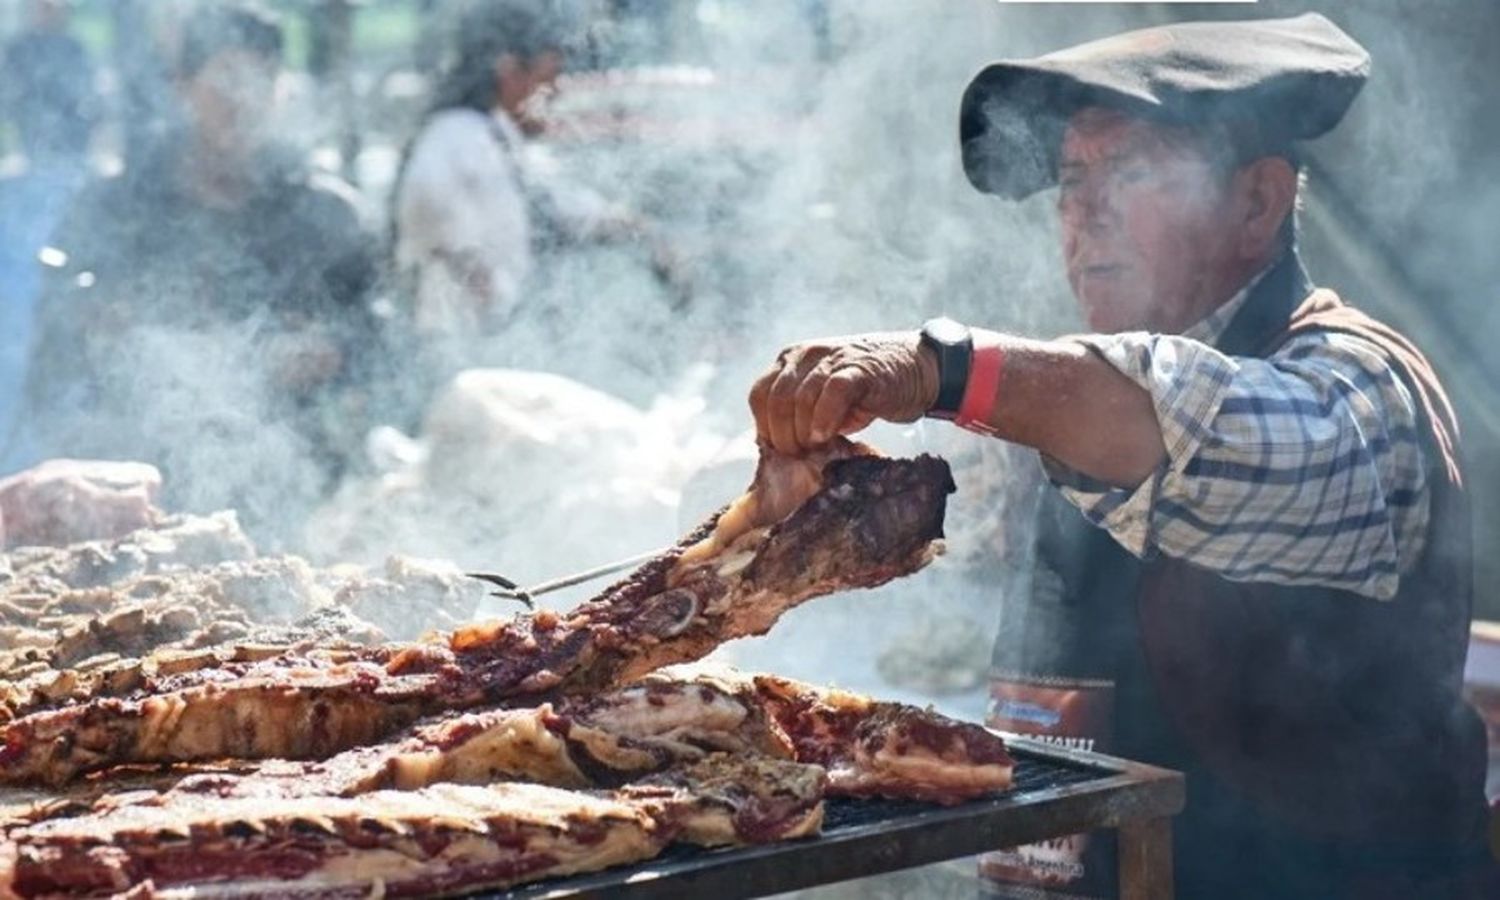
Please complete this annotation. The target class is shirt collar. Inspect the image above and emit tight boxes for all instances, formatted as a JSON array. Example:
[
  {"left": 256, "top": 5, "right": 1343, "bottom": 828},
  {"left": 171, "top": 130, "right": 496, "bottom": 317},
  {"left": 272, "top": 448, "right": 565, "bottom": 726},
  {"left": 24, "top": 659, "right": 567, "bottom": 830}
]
[{"left": 1181, "top": 261, "right": 1277, "bottom": 347}]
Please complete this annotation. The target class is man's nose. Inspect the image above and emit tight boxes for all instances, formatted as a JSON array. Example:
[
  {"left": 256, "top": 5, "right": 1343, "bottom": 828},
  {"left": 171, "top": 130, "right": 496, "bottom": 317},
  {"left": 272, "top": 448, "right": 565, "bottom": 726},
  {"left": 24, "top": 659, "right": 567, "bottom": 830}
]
[{"left": 1062, "top": 180, "right": 1116, "bottom": 234}]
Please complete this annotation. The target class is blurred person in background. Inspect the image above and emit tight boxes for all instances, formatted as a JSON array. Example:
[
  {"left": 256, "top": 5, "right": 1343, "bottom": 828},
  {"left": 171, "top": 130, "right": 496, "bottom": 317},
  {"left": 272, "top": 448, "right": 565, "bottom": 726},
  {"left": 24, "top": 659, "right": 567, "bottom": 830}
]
[
  {"left": 389, "top": 0, "right": 691, "bottom": 415},
  {"left": 21, "top": 2, "right": 380, "bottom": 545},
  {"left": 0, "top": 0, "right": 98, "bottom": 467},
  {"left": 0, "top": 0, "right": 96, "bottom": 167},
  {"left": 392, "top": 0, "right": 571, "bottom": 340}
]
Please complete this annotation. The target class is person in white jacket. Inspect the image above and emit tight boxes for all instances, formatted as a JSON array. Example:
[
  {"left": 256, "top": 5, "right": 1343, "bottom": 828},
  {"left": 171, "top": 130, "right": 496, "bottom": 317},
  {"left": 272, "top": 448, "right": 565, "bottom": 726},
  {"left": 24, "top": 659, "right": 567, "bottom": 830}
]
[{"left": 392, "top": 2, "right": 572, "bottom": 337}]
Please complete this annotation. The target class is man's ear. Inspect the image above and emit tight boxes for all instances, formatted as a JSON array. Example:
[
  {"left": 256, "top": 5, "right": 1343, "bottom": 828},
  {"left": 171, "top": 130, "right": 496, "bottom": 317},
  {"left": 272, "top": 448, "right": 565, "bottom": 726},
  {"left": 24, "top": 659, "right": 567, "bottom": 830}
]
[{"left": 1235, "top": 156, "right": 1298, "bottom": 259}]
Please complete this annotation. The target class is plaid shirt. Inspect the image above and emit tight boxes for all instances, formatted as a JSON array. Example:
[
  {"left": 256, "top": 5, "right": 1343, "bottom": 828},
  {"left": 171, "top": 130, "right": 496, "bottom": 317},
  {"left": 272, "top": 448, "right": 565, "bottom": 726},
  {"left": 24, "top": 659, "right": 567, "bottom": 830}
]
[{"left": 1047, "top": 279, "right": 1429, "bottom": 601}]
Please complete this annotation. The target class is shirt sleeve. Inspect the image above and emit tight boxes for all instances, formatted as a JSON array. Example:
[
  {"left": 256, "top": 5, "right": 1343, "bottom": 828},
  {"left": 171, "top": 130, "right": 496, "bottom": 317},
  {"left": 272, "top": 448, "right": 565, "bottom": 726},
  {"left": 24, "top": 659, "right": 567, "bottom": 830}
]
[{"left": 1048, "top": 329, "right": 1430, "bottom": 601}]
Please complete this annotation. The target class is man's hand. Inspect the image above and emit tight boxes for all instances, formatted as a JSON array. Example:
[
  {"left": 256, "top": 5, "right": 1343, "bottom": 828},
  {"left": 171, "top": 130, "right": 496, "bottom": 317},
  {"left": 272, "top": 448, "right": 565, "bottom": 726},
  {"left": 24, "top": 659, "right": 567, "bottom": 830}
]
[{"left": 749, "top": 332, "right": 939, "bottom": 456}]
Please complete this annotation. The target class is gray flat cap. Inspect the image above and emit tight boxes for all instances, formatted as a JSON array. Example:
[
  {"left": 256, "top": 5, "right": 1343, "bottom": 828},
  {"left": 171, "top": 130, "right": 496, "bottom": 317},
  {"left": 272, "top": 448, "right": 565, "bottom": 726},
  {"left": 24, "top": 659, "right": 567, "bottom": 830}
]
[{"left": 959, "top": 13, "right": 1370, "bottom": 199}]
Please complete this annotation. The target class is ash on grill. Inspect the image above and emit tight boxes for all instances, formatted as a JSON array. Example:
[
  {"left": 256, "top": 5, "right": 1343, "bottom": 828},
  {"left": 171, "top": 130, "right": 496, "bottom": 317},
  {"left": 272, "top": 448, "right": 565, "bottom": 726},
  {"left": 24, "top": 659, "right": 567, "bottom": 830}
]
[{"left": 0, "top": 508, "right": 492, "bottom": 725}]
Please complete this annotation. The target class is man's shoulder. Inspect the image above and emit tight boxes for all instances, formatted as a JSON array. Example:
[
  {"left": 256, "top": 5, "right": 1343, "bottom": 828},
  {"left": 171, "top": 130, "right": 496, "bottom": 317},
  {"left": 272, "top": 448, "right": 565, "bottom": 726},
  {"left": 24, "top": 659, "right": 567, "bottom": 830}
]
[
  {"left": 1275, "top": 323, "right": 1402, "bottom": 376},
  {"left": 263, "top": 152, "right": 373, "bottom": 238},
  {"left": 1275, "top": 294, "right": 1400, "bottom": 366},
  {"left": 1272, "top": 291, "right": 1445, "bottom": 436},
  {"left": 407, "top": 109, "right": 508, "bottom": 167},
  {"left": 421, "top": 108, "right": 499, "bottom": 142},
  {"left": 1282, "top": 288, "right": 1436, "bottom": 371},
  {"left": 300, "top": 168, "right": 370, "bottom": 221},
  {"left": 73, "top": 143, "right": 186, "bottom": 212}
]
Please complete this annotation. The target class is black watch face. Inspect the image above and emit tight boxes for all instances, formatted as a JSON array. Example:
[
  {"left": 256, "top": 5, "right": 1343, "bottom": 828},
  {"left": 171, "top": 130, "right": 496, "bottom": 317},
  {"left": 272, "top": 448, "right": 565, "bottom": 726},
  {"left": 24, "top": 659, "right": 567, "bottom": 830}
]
[{"left": 924, "top": 317, "right": 968, "bottom": 345}]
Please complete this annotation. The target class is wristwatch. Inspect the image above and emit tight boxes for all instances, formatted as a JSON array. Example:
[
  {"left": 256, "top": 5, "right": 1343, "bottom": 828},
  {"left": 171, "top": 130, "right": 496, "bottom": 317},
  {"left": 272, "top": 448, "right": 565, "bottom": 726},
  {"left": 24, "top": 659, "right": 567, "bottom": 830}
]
[{"left": 919, "top": 317, "right": 973, "bottom": 419}]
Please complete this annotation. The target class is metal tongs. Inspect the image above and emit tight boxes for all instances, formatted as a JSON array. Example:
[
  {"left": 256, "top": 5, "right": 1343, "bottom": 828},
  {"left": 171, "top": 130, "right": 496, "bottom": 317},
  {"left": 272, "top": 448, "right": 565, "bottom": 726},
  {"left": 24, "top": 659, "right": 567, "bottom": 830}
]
[{"left": 466, "top": 547, "right": 668, "bottom": 609}]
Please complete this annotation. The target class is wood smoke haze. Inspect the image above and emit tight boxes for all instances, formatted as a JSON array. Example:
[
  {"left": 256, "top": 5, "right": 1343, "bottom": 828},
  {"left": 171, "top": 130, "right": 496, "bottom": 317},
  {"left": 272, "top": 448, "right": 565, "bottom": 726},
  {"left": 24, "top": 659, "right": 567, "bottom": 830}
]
[
  {"left": 31, "top": 3, "right": 1150, "bottom": 697},
  {"left": 47, "top": 1, "right": 1499, "bottom": 689}
]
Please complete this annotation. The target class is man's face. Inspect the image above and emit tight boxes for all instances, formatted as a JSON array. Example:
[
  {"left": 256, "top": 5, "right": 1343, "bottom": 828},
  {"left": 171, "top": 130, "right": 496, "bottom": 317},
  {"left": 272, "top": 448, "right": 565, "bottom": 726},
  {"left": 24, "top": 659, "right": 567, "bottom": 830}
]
[
  {"left": 1057, "top": 107, "right": 1242, "bottom": 334},
  {"left": 498, "top": 50, "right": 565, "bottom": 135},
  {"left": 182, "top": 49, "right": 280, "bottom": 157}
]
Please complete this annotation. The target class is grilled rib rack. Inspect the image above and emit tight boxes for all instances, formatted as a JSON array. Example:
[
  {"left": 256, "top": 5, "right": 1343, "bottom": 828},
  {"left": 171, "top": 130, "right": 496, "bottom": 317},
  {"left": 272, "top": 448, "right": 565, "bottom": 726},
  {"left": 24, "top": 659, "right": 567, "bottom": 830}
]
[{"left": 491, "top": 736, "right": 1185, "bottom": 900}]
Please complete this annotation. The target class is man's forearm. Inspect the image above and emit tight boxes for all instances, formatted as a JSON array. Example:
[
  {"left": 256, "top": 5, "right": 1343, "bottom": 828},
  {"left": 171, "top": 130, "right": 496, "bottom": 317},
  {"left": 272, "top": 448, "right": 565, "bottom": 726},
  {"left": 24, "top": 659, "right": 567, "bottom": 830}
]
[
  {"left": 750, "top": 327, "right": 1169, "bottom": 482},
  {"left": 966, "top": 330, "right": 1167, "bottom": 489}
]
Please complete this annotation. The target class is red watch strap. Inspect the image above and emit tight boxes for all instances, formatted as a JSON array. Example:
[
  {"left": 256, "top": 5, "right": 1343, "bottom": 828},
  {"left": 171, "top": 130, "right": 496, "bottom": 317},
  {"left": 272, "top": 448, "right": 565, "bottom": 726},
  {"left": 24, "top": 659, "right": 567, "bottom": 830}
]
[{"left": 955, "top": 338, "right": 1004, "bottom": 435}]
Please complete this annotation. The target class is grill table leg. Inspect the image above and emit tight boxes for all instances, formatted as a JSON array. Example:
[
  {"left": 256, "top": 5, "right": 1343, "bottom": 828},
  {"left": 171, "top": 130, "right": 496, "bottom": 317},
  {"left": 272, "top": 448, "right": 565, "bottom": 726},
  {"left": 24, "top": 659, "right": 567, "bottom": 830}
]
[{"left": 1118, "top": 817, "right": 1173, "bottom": 900}]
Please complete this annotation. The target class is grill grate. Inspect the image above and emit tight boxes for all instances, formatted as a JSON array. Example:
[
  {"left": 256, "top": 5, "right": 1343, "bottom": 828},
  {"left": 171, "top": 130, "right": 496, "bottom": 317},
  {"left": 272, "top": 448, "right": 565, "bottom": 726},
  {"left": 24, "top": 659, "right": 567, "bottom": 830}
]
[
  {"left": 499, "top": 748, "right": 1115, "bottom": 898},
  {"left": 1011, "top": 747, "right": 1111, "bottom": 791}
]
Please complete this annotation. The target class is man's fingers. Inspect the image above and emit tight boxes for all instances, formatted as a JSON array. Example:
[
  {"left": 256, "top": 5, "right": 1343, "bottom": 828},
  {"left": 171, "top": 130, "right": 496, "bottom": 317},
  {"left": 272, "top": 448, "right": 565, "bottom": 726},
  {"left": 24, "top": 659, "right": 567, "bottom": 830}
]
[
  {"left": 839, "top": 410, "right": 877, "bottom": 436},
  {"left": 809, "top": 368, "right": 866, "bottom": 445},
  {"left": 751, "top": 342, "right": 867, "bottom": 455},
  {"left": 748, "top": 365, "right": 778, "bottom": 444},
  {"left": 766, "top": 363, "right": 808, "bottom": 456},
  {"left": 793, "top": 359, "right": 838, "bottom": 450}
]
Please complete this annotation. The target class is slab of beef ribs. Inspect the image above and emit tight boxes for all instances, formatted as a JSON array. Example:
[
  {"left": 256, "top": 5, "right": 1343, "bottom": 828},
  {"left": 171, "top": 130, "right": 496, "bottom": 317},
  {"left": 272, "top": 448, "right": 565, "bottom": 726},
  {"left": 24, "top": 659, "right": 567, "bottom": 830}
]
[
  {"left": 0, "top": 669, "right": 1010, "bottom": 896},
  {"left": 89, "top": 672, "right": 1009, "bottom": 812},
  {"left": 158, "top": 677, "right": 795, "bottom": 802},
  {"left": 0, "top": 671, "right": 1014, "bottom": 897},
  {"left": 0, "top": 441, "right": 954, "bottom": 786},
  {"left": 0, "top": 756, "right": 826, "bottom": 899},
  {"left": 728, "top": 672, "right": 1015, "bottom": 804}
]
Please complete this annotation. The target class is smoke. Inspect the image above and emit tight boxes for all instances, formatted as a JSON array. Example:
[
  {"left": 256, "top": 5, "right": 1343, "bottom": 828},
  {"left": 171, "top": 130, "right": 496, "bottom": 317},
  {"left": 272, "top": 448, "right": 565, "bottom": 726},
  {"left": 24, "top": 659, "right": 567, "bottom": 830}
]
[
  {"left": 6, "top": 0, "right": 1499, "bottom": 699},
  {"left": 299, "top": 0, "right": 1129, "bottom": 705}
]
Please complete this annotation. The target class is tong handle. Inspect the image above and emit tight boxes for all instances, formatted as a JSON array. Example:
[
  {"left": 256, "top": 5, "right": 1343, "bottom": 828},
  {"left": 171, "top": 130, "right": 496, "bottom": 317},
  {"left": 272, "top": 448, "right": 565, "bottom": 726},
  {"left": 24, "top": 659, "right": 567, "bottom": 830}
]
[{"left": 467, "top": 546, "right": 668, "bottom": 610}]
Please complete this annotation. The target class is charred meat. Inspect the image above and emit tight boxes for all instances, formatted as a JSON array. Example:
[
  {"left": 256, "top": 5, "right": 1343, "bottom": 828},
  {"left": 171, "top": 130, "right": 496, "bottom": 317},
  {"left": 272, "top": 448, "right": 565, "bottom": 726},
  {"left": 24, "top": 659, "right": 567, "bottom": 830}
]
[
  {"left": 0, "top": 757, "right": 825, "bottom": 898},
  {"left": 0, "top": 442, "right": 953, "bottom": 786}
]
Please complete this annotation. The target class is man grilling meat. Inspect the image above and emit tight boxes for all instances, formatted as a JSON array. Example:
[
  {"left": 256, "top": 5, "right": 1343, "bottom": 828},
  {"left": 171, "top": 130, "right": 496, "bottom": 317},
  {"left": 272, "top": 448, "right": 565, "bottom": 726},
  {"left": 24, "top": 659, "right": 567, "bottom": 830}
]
[{"left": 748, "top": 14, "right": 1491, "bottom": 899}]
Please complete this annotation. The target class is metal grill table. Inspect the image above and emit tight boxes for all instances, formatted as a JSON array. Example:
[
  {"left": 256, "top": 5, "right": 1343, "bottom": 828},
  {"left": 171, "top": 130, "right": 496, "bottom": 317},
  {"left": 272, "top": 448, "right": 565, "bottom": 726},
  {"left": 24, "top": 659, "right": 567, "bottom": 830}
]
[{"left": 489, "top": 736, "right": 1185, "bottom": 900}]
